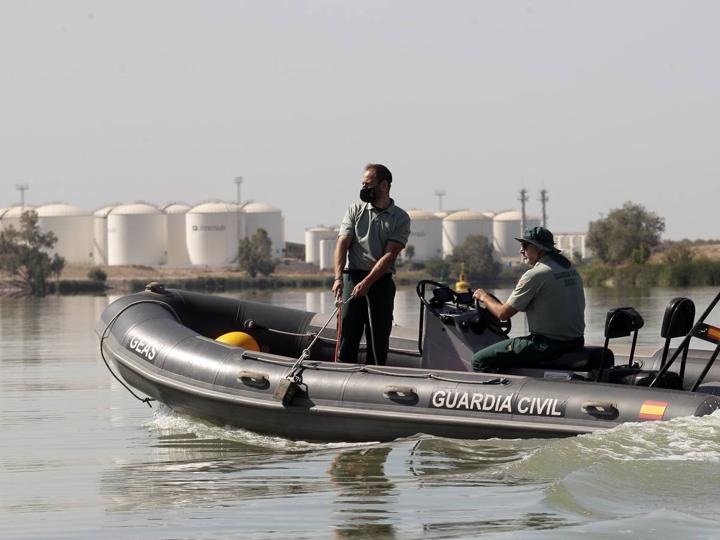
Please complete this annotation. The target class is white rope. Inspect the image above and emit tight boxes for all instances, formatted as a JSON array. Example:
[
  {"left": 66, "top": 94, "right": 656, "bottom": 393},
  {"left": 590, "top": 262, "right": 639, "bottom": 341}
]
[{"left": 366, "top": 295, "right": 378, "bottom": 365}]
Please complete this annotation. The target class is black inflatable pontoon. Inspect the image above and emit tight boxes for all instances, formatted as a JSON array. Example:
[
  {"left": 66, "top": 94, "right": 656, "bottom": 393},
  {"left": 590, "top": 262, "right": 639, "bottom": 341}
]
[{"left": 96, "top": 281, "right": 720, "bottom": 442}]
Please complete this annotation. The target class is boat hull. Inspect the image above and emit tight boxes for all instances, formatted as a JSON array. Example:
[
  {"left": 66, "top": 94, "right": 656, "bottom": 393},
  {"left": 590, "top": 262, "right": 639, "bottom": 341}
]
[{"left": 98, "top": 289, "right": 720, "bottom": 442}]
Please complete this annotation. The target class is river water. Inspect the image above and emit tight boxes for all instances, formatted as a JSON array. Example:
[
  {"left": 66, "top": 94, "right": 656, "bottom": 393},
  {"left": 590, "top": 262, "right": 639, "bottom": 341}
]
[{"left": 3, "top": 286, "right": 720, "bottom": 539}]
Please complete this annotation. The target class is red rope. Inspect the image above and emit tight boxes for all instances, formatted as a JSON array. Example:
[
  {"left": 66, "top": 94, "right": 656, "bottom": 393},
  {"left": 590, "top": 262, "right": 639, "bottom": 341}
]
[{"left": 334, "top": 301, "right": 342, "bottom": 363}]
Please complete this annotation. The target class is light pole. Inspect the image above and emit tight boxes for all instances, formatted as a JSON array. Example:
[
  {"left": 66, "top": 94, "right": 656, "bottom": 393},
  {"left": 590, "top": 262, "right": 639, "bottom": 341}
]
[
  {"left": 15, "top": 183, "right": 29, "bottom": 209},
  {"left": 234, "top": 176, "right": 243, "bottom": 206},
  {"left": 434, "top": 189, "right": 446, "bottom": 212}
]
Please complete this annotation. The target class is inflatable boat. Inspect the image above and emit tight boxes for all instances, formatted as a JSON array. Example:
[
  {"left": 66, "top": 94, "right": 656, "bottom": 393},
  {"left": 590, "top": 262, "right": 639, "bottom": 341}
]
[{"left": 96, "top": 281, "right": 720, "bottom": 442}]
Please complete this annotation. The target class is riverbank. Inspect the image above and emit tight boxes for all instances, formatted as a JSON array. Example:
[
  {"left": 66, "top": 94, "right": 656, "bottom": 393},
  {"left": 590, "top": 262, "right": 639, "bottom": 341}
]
[
  {"left": 2, "top": 263, "right": 429, "bottom": 295},
  {"left": 4, "top": 257, "right": 720, "bottom": 296}
]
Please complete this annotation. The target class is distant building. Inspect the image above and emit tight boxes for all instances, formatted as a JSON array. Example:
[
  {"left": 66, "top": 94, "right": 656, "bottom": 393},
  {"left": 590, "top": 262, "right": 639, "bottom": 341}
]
[
  {"left": 555, "top": 233, "right": 591, "bottom": 260},
  {"left": 284, "top": 241, "right": 305, "bottom": 260}
]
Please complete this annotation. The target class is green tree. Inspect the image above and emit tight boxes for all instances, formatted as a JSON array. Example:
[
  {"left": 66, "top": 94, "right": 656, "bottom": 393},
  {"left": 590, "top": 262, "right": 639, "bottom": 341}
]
[
  {"left": 587, "top": 202, "right": 665, "bottom": 264},
  {"left": 87, "top": 266, "right": 108, "bottom": 282},
  {"left": 451, "top": 234, "right": 501, "bottom": 283},
  {"left": 404, "top": 244, "right": 415, "bottom": 263},
  {"left": 423, "top": 257, "right": 451, "bottom": 282},
  {"left": 236, "top": 228, "right": 276, "bottom": 277},
  {"left": 0, "top": 210, "right": 65, "bottom": 296}
]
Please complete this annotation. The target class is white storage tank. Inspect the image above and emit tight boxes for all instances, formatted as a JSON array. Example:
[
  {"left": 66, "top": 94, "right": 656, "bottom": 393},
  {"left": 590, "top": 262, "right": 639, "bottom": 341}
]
[
  {"left": 493, "top": 210, "right": 541, "bottom": 258},
  {"left": 92, "top": 205, "right": 116, "bottom": 265},
  {"left": 37, "top": 203, "right": 92, "bottom": 263},
  {"left": 555, "top": 233, "right": 591, "bottom": 260},
  {"left": 1, "top": 205, "right": 36, "bottom": 232},
  {"left": 242, "top": 202, "right": 285, "bottom": 258},
  {"left": 163, "top": 203, "right": 191, "bottom": 267},
  {"left": 406, "top": 208, "right": 442, "bottom": 262},
  {"left": 107, "top": 203, "right": 165, "bottom": 266},
  {"left": 442, "top": 210, "right": 493, "bottom": 258},
  {"left": 0, "top": 207, "right": 8, "bottom": 231},
  {"left": 318, "top": 238, "right": 335, "bottom": 271},
  {"left": 186, "top": 201, "right": 243, "bottom": 266},
  {"left": 305, "top": 227, "right": 338, "bottom": 265}
]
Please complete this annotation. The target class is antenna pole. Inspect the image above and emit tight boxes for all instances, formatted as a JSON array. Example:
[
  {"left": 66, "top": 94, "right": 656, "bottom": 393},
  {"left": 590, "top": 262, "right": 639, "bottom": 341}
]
[
  {"left": 518, "top": 188, "right": 528, "bottom": 233},
  {"left": 539, "top": 189, "right": 548, "bottom": 228}
]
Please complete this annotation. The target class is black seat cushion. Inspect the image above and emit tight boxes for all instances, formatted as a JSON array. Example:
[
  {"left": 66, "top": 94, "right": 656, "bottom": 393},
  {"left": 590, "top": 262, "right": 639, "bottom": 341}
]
[{"left": 536, "top": 346, "right": 614, "bottom": 371}]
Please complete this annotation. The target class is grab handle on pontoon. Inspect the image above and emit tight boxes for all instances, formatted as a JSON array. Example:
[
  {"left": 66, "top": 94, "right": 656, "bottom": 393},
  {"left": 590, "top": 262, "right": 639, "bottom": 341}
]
[
  {"left": 581, "top": 400, "right": 618, "bottom": 418},
  {"left": 238, "top": 370, "right": 269, "bottom": 389},
  {"left": 383, "top": 385, "right": 417, "bottom": 399}
]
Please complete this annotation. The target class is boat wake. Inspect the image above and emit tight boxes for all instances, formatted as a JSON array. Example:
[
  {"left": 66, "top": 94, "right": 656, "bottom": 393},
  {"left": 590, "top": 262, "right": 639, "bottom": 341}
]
[
  {"left": 145, "top": 404, "right": 377, "bottom": 452},
  {"left": 516, "top": 409, "right": 720, "bottom": 473},
  {"left": 503, "top": 411, "right": 720, "bottom": 522}
]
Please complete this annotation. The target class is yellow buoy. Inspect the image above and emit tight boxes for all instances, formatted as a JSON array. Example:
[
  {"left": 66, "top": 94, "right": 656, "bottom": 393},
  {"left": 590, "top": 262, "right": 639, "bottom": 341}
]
[
  {"left": 455, "top": 263, "right": 471, "bottom": 292},
  {"left": 216, "top": 331, "right": 260, "bottom": 351}
]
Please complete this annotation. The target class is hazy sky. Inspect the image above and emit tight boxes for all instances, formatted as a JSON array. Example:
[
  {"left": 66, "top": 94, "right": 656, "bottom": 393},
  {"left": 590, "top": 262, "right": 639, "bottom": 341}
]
[{"left": 1, "top": 1, "right": 718, "bottom": 243}]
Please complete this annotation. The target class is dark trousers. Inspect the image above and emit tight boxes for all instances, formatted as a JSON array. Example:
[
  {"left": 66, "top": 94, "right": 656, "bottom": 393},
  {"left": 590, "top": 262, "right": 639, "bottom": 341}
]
[
  {"left": 339, "top": 271, "right": 395, "bottom": 365},
  {"left": 472, "top": 334, "right": 584, "bottom": 372}
]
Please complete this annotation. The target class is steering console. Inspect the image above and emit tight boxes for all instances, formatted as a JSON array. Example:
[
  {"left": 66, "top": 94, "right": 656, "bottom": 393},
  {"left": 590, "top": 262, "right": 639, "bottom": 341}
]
[{"left": 475, "top": 295, "right": 512, "bottom": 335}]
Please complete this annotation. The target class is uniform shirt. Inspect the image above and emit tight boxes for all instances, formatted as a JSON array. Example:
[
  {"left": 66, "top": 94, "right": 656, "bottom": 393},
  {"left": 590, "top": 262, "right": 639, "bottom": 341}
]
[
  {"left": 507, "top": 255, "right": 585, "bottom": 340},
  {"left": 339, "top": 199, "right": 411, "bottom": 273}
]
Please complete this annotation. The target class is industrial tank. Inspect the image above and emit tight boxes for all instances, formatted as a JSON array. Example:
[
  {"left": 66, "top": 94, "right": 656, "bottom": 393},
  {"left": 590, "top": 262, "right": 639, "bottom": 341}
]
[
  {"left": 242, "top": 202, "right": 285, "bottom": 258},
  {"left": 318, "top": 238, "right": 335, "bottom": 271},
  {"left": 493, "top": 210, "right": 541, "bottom": 258},
  {"left": 1, "top": 205, "right": 36, "bottom": 232},
  {"left": 305, "top": 227, "right": 338, "bottom": 265},
  {"left": 92, "top": 205, "right": 116, "bottom": 265},
  {"left": 163, "top": 203, "right": 191, "bottom": 267},
  {"left": 37, "top": 203, "right": 92, "bottom": 263},
  {"left": 555, "top": 233, "right": 591, "bottom": 260},
  {"left": 186, "top": 201, "right": 242, "bottom": 266},
  {"left": 107, "top": 203, "right": 165, "bottom": 266},
  {"left": 442, "top": 210, "right": 493, "bottom": 258},
  {"left": 406, "top": 209, "right": 442, "bottom": 262}
]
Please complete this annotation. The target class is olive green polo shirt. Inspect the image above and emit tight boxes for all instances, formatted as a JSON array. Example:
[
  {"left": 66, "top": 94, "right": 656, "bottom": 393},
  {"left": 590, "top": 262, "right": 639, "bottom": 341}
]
[
  {"left": 507, "top": 255, "right": 586, "bottom": 340},
  {"left": 339, "top": 200, "right": 411, "bottom": 273}
]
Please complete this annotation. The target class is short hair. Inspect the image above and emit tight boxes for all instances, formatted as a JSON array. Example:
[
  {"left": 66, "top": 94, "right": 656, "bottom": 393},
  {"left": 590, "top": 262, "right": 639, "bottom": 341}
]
[{"left": 365, "top": 163, "right": 392, "bottom": 185}]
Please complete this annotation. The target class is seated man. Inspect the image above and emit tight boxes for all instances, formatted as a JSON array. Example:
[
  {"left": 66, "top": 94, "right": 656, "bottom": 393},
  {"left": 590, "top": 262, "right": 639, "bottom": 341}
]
[{"left": 472, "top": 226, "right": 585, "bottom": 372}]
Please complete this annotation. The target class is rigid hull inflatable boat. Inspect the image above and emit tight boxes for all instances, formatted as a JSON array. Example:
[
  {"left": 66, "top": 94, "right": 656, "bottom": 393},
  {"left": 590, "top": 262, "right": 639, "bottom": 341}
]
[{"left": 97, "top": 282, "right": 720, "bottom": 442}]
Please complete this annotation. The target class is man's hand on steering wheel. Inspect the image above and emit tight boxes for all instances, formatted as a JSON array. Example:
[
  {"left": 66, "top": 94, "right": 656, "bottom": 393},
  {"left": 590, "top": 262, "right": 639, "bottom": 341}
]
[{"left": 473, "top": 288, "right": 512, "bottom": 335}]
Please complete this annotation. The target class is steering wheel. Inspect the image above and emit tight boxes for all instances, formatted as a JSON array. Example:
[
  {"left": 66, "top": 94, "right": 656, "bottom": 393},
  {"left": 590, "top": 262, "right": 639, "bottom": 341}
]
[
  {"left": 475, "top": 292, "right": 512, "bottom": 336},
  {"left": 416, "top": 280, "right": 457, "bottom": 311}
]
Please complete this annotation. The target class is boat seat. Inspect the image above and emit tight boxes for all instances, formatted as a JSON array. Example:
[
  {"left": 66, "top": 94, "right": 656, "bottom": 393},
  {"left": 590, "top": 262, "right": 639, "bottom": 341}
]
[
  {"left": 604, "top": 367, "right": 682, "bottom": 389},
  {"left": 535, "top": 346, "right": 614, "bottom": 371}
]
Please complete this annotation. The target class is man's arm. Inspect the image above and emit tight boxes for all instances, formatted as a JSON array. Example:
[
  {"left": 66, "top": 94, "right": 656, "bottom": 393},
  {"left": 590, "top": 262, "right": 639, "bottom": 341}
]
[
  {"left": 331, "top": 235, "right": 353, "bottom": 300},
  {"left": 473, "top": 288, "right": 517, "bottom": 321},
  {"left": 350, "top": 241, "right": 404, "bottom": 298}
]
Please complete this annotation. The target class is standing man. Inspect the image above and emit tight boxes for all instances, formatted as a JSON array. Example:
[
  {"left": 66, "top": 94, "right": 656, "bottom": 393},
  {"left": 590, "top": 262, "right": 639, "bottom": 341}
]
[
  {"left": 332, "top": 163, "right": 411, "bottom": 365},
  {"left": 471, "top": 226, "right": 585, "bottom": 372}
]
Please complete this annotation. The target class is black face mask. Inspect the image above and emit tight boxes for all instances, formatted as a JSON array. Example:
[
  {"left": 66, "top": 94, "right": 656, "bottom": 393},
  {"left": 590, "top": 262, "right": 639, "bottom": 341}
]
[{"left": 359, "top": 186, "right": 377, "bottom": 203}]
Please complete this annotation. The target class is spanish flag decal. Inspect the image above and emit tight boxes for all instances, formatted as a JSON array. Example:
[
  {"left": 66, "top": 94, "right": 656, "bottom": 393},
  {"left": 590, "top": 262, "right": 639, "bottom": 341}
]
[{"left": 639, "top": 400, "right": 668, "bottom": 421}]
